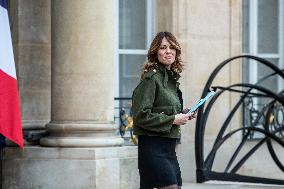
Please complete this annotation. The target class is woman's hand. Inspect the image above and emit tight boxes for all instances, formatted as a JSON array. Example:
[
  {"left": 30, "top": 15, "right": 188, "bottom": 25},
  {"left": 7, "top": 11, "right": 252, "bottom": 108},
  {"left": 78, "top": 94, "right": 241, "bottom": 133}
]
[
  {"left": 173, "top": 111, "right": 197, "bottom": 125},
  {"left": 182, "top": 108, "right": 190, "bottom": 114},
  {"left": 188, "top": 111, "right": 197, "bottom": 120},
  {"left": 182, "top": 108, "right": 197, "bottom": 120},
  {"left": 173, "top": 113, "right": 190, "bottom": 125}
]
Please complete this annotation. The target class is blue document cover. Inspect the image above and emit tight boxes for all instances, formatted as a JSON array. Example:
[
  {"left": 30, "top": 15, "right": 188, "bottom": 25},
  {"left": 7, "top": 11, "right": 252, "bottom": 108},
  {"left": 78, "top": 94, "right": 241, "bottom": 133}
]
[{"left": 188, "top": 90, "right": 216, "bottom": 113}]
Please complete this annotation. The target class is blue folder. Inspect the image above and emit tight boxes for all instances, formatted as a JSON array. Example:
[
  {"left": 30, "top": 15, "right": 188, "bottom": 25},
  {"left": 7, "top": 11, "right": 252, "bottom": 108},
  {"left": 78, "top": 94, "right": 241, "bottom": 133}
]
[{"left": 188, "top": 90, "right": 216, "bottom": 113}]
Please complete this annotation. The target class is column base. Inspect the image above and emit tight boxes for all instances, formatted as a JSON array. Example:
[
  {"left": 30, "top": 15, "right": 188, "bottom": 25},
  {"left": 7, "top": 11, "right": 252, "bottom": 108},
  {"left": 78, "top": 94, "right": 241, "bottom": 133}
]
[
  {"left": 22, "top": 120, "right": 49, "bottom": 145},
  {"left": 40, "top": 136, "right": 124, "bottom": 147},
  {"left": 40, "top": 122, "right": 124, "bottom": 147},
  {"left": 23, "top": 120, "right": 48, "bottom": 129}
]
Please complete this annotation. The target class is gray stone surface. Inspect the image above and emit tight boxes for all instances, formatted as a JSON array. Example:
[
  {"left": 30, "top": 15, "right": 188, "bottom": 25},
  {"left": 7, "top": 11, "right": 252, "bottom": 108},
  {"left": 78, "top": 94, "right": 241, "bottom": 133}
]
[
  {"left": 183, "top": 182, "right": 284, "bottom": 189},
  {"left": 3, "top": 146, "right": 139, "bottom": 189},
  {"left": 9, "top": 0, "right": 51, "bottom": 130}
]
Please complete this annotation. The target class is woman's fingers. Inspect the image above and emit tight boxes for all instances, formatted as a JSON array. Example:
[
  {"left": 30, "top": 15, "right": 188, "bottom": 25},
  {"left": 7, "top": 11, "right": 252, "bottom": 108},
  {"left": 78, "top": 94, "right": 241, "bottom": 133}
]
[
  {"left": 188, "top": 111, "right": 197, "bottom": 120},
  {"left": 174, "top": 112, "right": 197, "bottom": 125},
  {"left": 182, "top": 108, "right": 190, "bottom": 114},
  {"left": 173, "top": 113, "right": 189, "bottom": 125}
]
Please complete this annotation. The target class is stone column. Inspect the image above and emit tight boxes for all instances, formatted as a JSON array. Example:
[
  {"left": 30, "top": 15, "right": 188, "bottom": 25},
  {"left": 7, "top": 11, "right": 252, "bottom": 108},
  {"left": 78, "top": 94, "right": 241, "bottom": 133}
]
[
  {"left": 9, "top": 0, "right": 51, "bottom": 145},
  {"left": 40, "top": 0, "right": 123, "bottom": 147}
]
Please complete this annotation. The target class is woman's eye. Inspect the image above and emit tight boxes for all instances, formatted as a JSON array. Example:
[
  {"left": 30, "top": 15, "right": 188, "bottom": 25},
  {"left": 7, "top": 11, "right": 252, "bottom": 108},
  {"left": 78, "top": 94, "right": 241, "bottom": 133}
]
[
  {"left": 170, "top": 46, "right": 175, "bottom": 49},
  {"left": 160, "top": 46, "right": 166, "bottom": 49}
]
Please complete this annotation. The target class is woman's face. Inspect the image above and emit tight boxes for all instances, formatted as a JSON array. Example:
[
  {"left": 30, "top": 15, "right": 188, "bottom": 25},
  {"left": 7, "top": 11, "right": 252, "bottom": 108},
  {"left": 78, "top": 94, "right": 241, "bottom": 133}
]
[{"left": 157, "top": 37, "right": 176, "bottom": 69}]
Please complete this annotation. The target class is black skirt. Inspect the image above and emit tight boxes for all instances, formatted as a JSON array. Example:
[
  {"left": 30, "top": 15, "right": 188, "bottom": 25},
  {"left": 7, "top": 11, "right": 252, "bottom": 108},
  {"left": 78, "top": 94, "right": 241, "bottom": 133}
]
[{"left": 138, "top": 135, "right": 182, "bottom": 188}]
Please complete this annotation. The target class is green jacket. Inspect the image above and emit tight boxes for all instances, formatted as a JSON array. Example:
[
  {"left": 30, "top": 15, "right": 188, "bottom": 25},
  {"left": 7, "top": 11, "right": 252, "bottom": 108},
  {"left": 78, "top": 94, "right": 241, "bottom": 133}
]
[{"left": 132, "top": 64, "right": 182, "bottom": 138}]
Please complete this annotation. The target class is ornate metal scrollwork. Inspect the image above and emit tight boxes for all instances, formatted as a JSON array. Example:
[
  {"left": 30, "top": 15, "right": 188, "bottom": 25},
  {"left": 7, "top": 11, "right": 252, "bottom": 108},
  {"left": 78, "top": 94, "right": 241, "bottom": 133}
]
[
  {"left": 243, "top": 97, "right": 284, "bottom": 139},
  {"left": 195, "top": 55, "right": 284, "bottom": 185},
  {"left": 119, "top": 107, "right": 137, "bottom": 145},
  {"left": 115, "top": 97, "right": 137, "bottom": 145}
]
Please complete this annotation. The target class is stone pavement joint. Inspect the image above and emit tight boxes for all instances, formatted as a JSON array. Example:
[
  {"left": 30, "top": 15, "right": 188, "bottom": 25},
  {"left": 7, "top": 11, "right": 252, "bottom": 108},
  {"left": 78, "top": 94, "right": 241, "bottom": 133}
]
[{"left": 183, "top": 181, "right": 284, "bottom": 189}]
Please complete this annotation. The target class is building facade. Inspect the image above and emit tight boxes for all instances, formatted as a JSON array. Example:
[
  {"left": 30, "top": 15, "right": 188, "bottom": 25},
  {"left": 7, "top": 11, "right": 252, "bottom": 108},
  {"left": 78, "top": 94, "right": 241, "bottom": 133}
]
[{"left": 3, "top": 0, "right": 284, "bottom": 188}]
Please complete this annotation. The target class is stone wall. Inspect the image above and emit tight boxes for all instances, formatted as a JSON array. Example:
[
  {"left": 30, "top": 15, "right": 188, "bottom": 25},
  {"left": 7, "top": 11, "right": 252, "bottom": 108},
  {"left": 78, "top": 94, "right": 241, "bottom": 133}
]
[{"left": 4, "top": 0, "right": 284, "bottom": 188}]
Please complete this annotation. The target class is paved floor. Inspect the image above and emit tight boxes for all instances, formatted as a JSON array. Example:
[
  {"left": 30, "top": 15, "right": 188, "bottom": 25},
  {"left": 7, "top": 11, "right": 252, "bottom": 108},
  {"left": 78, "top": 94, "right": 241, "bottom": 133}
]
[{"left": 183, "top": 181, "right": 284, "bottom": 189}]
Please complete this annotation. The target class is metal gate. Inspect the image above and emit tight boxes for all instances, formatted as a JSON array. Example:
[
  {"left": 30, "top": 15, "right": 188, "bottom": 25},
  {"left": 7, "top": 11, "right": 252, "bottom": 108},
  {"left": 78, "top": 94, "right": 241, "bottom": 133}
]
[{"left": 195, "top": 55, "right": 284, "bottom": 185}]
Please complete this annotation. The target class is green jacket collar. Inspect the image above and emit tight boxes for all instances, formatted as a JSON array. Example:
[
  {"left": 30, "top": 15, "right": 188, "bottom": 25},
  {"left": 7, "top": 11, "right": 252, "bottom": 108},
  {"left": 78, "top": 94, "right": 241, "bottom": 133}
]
[{"left": 156, "top": 63, "right": 180, "bottom": 87}]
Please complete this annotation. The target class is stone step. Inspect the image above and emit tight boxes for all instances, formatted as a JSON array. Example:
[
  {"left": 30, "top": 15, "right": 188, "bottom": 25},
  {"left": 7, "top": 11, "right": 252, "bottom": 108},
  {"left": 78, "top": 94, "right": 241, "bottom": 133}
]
[{"left": 183, "top": 181, "right": 284, "bottom": 189}]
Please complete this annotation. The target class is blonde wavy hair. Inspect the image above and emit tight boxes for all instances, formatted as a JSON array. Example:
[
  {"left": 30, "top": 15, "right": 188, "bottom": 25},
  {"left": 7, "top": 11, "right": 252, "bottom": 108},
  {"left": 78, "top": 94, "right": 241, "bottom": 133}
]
[{"left": 141, "top": 31, "right": 183, "bottom": 79}]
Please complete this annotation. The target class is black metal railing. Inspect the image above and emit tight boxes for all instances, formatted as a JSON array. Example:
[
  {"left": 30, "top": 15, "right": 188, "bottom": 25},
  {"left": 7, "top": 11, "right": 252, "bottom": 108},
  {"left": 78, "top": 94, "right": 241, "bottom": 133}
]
[
  {"left": 195, "top": 55, "right": 284, "bottom": 185},
  {"left": 114, "top": 97, "right": 137, "bottom": 145},
  {"left": 243, "top": 98, "right": 284, "bottom": 140}
]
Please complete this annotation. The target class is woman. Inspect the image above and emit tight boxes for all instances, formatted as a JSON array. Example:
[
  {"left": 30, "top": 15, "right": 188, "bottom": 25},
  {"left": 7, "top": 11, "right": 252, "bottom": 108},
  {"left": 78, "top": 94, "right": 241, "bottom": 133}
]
[{"left": 132, "top": 31, "right": 196, "bottom": 189}]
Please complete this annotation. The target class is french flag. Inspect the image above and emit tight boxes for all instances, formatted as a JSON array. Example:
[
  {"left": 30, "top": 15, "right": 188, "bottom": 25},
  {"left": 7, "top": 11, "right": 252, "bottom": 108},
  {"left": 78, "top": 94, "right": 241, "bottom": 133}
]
[{"left": 0, "top": 0, "right": 24, "bottom": 148}]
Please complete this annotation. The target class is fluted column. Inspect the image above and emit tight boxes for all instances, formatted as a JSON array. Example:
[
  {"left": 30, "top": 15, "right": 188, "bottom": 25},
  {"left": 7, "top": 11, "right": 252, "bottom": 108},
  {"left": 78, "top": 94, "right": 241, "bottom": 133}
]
[{"left": 40, "top": 0, "right": 123, "bottom": 147}]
